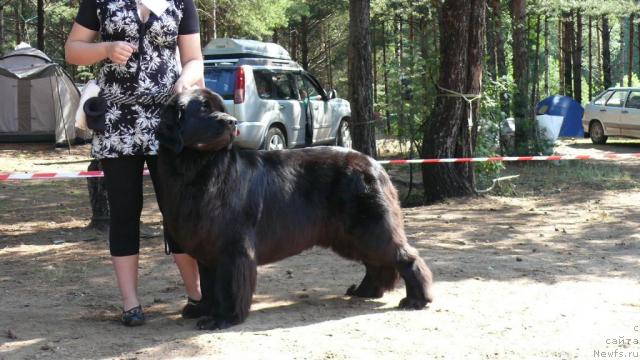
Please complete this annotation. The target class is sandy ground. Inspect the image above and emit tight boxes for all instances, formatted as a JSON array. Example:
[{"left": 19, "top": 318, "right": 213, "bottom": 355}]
[{"left": 0, "top": 140, "right": 639, "bottom": 360}]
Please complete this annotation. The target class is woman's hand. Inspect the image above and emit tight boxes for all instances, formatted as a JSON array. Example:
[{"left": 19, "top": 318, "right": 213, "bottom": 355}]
[
  {"left": 173, "top": 76, "right": 200, "bottom": 94},
  {"left": 107, "top": 42, "right": 137, "bottom": 65}
]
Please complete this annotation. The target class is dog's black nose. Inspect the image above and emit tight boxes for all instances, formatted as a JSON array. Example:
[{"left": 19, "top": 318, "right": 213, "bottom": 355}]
[{"left": 211, "top": 112, "right": 238, "bottom": 127}]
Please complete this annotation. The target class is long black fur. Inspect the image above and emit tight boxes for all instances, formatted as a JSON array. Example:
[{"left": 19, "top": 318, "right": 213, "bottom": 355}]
[{"left": 157, "top": 88, "right": 434, "bottom": 330}]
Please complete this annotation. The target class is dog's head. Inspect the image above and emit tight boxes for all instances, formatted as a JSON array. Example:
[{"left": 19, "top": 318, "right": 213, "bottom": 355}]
[{"left": 158, "top": 88, "right": 238, "bottom": 153}]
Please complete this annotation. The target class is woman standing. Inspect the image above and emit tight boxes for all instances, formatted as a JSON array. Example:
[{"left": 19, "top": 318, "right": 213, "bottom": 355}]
[{"left": 65, "top": 0, "right": 204, "bottom": 326}]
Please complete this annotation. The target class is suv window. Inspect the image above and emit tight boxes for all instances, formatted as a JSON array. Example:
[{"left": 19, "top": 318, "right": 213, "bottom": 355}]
[
  {"left": 204, "top": 67, "right": 236, "bottom": 100},
  {"left": 254, "top": 70, "right": 274, "bottom": 99},
  {"left": 605, "top": 90, "right": 628, "bottom": 108},
  {"left": 273, "top": 73, "right": 296, "bottom": 100},
  {"left": 254, "top": 70, "right": 296, "bottom": 100},
  {"left": 295, "top": 74, "right": 322, "bottom": 100},
  {"left": 627, "top": 91, "right": 640, "bottom": 109},
  {"left": 594, "top": 91, "right": 613, "bottom": 106}
]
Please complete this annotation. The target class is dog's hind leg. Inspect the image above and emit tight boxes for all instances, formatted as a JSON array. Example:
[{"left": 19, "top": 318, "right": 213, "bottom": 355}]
[
  {"left": 197, "top": 243, "right": 257, "bottom": 330},
  {"left": 394, "top": 245, "right": 434, "bottom": 309},
  {"left": 346, "top": 264, "right": 398, "bottom": 298}
]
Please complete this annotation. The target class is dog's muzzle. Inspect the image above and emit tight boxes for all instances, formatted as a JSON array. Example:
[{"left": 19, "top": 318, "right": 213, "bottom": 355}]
[{"left": 218, "top": 113, "right": 239, "bottom": 137}]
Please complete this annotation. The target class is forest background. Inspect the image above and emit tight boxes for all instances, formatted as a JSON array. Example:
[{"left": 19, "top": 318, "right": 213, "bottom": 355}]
[{"left": 2, "top": 0, "right": 639, "bottom": 201}]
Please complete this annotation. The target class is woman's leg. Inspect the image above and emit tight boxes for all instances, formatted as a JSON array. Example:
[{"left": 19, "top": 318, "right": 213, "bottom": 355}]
[
  {"left": 173, "top": 253, "right": 201, "bottom": 301},
  {"left": 102, "top": 156, "right": 146, "bottom": 312},
  {"left": 146, "top": 156, "right": 201, "bottom": 301},
  {"left": 112, "top": 255, "right": 140, "bottom": 310}
]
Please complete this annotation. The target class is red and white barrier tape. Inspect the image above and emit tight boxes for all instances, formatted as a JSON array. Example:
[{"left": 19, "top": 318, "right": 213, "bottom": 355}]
[
  {"left": 0, "top": 170, "right": 150, "bottom": 181},
  {"left": 1, "top": 153, "right": 639, "bottom": 181},
  {"left": 377, "top": 153, "right": 640, "bottom": 165}
]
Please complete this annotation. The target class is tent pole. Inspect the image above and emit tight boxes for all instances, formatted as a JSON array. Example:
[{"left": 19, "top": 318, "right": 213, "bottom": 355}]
[{"left": 53, "top": 68, "right": 72, "bottom": 153}]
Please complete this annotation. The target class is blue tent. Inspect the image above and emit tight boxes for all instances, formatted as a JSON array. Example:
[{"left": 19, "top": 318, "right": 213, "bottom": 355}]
[{"left": 535, "top": 95, "right": 584, "bottom": 137}]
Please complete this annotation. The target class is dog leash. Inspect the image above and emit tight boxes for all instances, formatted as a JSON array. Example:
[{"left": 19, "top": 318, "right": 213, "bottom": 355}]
[{"left": 100, "top": 90, "right": 172, "bottom": 106}]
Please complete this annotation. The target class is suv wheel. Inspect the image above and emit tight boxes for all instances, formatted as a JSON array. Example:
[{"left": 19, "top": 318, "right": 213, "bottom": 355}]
[
  {"left": 589, "top": 121, "right": 608, "bottom": 145},
  {"left": 336, "top": 120, "right": 352, "bottom": 148},
  {"left": 263, "top": 127, "right": 286, "bottom": 150}
]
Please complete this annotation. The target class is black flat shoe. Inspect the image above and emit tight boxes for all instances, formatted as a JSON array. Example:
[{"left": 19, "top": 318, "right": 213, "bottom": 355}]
[
  {"left": 121, "top": 305, "right": 145, "bottom": 326},
  {"left": 181, "top": 297, "right": 209, "bottom": 319}
]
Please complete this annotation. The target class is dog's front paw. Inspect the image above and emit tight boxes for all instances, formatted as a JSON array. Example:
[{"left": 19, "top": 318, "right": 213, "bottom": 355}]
[
  {"left": 345, "top": 284, "right": 358, "bottom": 296},
  {"left": 346, "top": 284, "right": 384, "bottom": 298},
  {"left": 196, "top": 316, "right": 233, "bottom": 330},
  {"left": 398, "top": 297, "right": 428, "bottom": 310}
]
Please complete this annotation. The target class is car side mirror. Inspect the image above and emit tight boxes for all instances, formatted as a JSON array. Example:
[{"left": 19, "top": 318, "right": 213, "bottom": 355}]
[{"left": 328, "top": 89, "right": 338, "bottom": 99}]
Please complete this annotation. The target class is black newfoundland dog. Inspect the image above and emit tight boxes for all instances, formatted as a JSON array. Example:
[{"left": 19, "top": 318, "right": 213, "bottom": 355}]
[{"left": 157, "top": 88, "right": 433, "bottom": 330}]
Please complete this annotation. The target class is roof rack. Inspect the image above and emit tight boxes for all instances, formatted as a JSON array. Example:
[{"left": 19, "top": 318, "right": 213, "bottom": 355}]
[
  {"left": 203, "top": 38, "right": 291, "bottom": 61},
  {"left": 203, "top": 58, "right": 302, "bottom": 71}
]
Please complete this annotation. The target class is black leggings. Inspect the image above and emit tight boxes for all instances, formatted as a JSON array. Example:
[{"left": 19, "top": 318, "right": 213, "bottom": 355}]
[{"left": 101, "top": 155, "right": 183, "bottom": 256}]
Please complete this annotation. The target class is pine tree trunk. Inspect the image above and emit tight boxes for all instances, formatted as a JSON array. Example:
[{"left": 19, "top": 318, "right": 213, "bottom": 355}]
[
  {"left": 395, "top": 16, "right": 405, "bottom": 144},
  {"left": 36, "top": 0, "right": 45, "bottom": 52},
  {"left": 602, "top": 15, "right": 612, "bottom": 89},
  {"left": 348, "top": 0, "right": 376, "bottom": 157},
  {"left": 300, "top": 17, "right": 309, "bottom": 70},
  {"left": 490, "top": 0, "right": 508, "bottom": 116},
  {"left": 0, "top": 4, "right": 4, "bottom": 52},
  {"left": 597, "top": 19, "right": 602, "bottom": 90},
  {"left": 573, "top": 10, "right": 582, "bottom": 103},
  {"left": 290, "top": 24, "right": 298, "bottom": 62},
  {"left": 420, "top": 16, "right": 430, "bottom": 131},
  {"left": 421, "top": 0, "right": 485, "bottom": 202},
  {"left": 14, "top": 0, "right": 21, "bottom": 44},
  {"left": 495, "top": 1, "right": 506, "bottom": 82},
  {"left": 372, "top": 22, "right": 377, "bottom": 104},
  {"left": 620, "top": 17, "right": 626, "bottom": 86},
  {"left": 382, "top": 21, "right": 390, "bottom": 133},
  {"left": 562, "top": 12, "right": 573, "bottom": 98},
  {"left": 588, "top": 16, "right": 593, "bottom": 100},
  {"left": 486, "top": 1, "right": 497, "bottom": 80},
  {"left": 559, "top": 18, "right": 564, "bottom": 95},
  {"left": 544, "top": 16, "right": 549, "bottom": 96},
  {"left": 37, "top": 0, "right": 44, "bottom": 51},
  {"left": 325, "top": 24, "right": 333, "bottom": 90},
  {"left": 637, "top": 22, "right": 640, "bottom": 82},
  {"left": 467, "top": 0, "right": 485, "bottom": 151},
  {"left": 212, "top": 0, "right": 217, "bottom": 39},
  {"left": 531, "top": 14, "right": 541, "bottom": 111},
  {"left": 511, "top": 0, "right": 530, "bottom": 153},
  {"left": 630, "top": 15, "right": 635, "bottom": 86}
]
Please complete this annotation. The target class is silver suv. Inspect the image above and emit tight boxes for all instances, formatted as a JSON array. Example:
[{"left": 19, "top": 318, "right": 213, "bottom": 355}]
[
  {"left": 202, "top": 38, "right": 352, "bottom": 150},
  {"left": 583, "top": 87, "right": 640, "bottom": 144}
]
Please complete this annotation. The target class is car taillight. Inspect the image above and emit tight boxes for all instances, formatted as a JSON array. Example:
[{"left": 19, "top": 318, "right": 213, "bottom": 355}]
[{"left": 234, "top": 66, "right": 245, "bottom": 104}]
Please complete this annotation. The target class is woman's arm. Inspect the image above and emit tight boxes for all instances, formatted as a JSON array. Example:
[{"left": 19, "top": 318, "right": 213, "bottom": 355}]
[
  {"left": 65, "top": 23, "right": 137, "bottom": 66},
  {"left": 174, "top": 33, "right": 204, "bottom": 93}
]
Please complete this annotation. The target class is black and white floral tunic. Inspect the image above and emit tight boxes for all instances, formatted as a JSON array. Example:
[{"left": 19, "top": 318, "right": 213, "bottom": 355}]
[{"left": 75, "top": 0, "right": 199, "bottom": 159}]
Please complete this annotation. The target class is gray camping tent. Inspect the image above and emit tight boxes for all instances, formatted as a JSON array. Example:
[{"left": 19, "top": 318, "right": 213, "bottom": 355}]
[{"left": 0, "top": 43, "right": 85, "bottom": 145}]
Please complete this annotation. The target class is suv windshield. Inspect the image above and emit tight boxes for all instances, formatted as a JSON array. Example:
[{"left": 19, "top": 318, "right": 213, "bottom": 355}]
[{"left": 204, "top": 67, "right": 236, "bottom": 100}]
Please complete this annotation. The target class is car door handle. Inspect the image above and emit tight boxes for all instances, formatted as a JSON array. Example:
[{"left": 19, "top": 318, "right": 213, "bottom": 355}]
[
  {"left": 279, "top": 105, "right": 285, "bottom": 110},
  {"left": 600, "top": 109, "right": 606, "bottom": 112},
  {"left": 622, "top": 110, "right": 629, "bottom": 113}
]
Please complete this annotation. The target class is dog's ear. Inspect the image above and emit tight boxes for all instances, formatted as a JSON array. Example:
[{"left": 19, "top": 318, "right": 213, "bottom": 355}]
[{"left": 157, "top": 96, "right": 184, "bottom": 153}]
